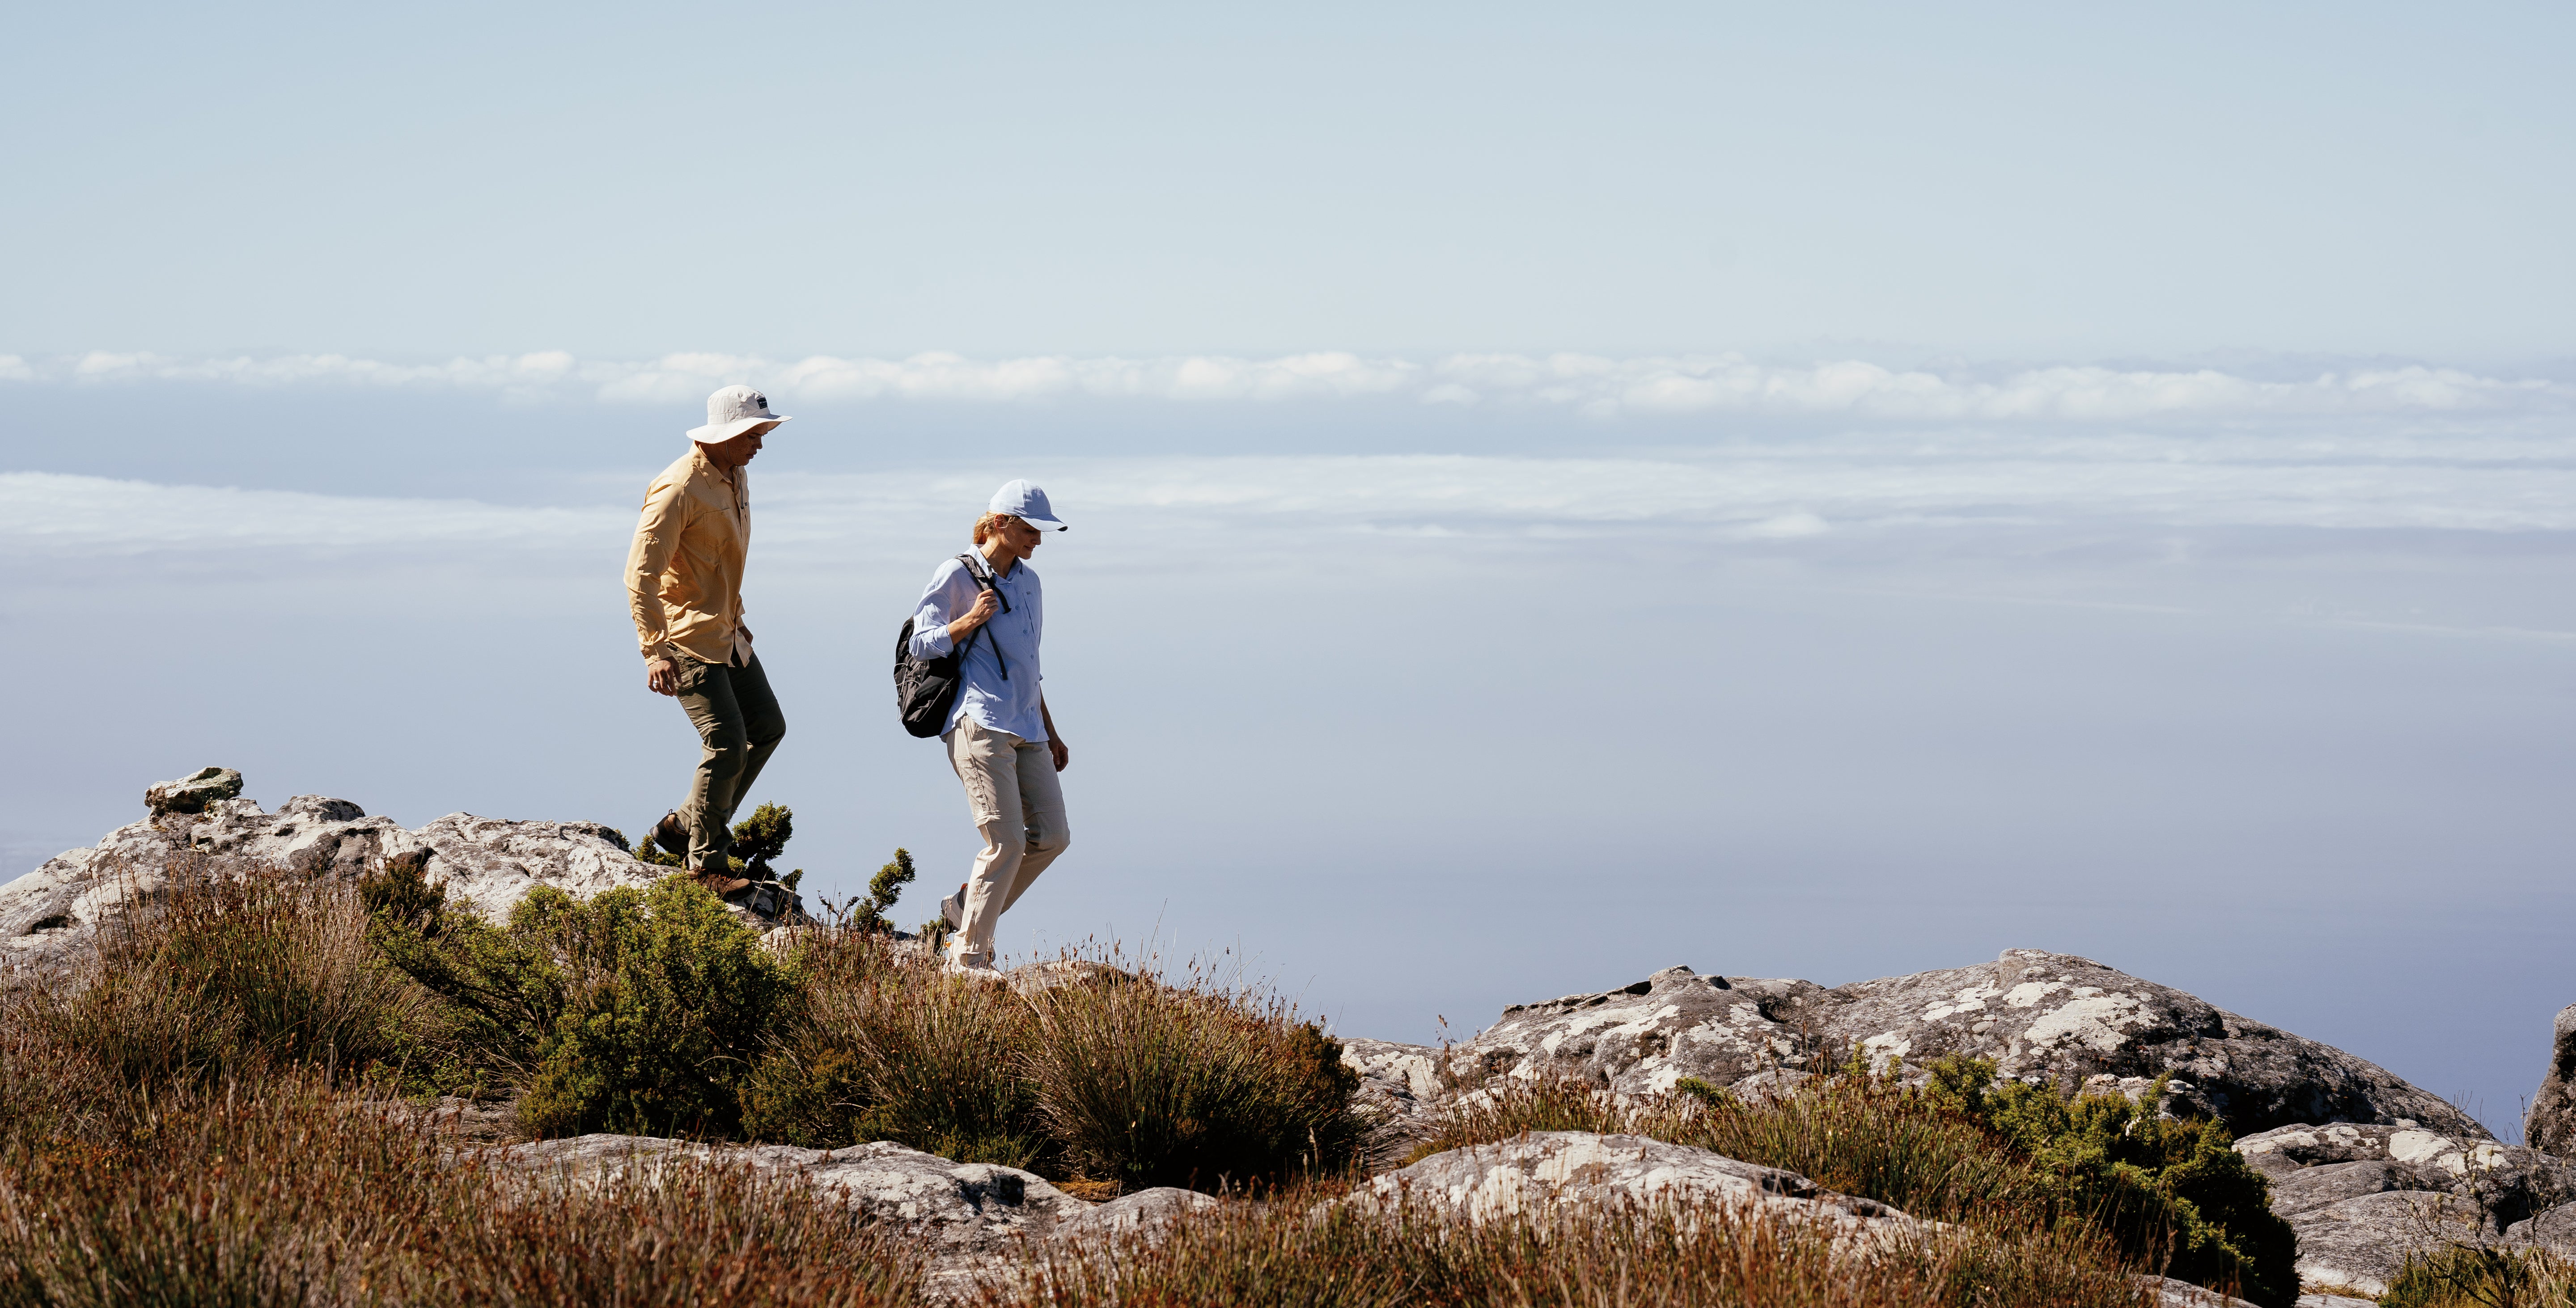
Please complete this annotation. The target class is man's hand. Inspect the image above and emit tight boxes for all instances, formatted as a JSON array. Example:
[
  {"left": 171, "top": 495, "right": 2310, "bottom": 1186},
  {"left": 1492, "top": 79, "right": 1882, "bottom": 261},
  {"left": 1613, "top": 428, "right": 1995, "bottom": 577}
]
[
  {"left": 1048, "top": 737, "right": 1069, "bottom": 772},
  {"left": 646, "top": 656, "right": 680, "bottom": 696},
  {"left": 947, "top": 588, "right": 1000, "bottom": 643}
]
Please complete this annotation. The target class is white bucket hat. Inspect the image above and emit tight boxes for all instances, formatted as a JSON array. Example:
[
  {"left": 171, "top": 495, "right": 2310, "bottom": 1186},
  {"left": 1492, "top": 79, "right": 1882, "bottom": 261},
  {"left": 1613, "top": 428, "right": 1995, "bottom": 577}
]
[
  {"left": 989, "top": 479, "right": 1068, "bottom": 531},
  {"left": 688, "top": 385, "right": 792, "bottom": 444}
]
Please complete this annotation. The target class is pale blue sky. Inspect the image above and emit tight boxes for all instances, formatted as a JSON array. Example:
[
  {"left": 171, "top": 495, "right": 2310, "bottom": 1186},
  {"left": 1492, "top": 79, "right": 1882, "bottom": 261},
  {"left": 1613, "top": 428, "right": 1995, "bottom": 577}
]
[
  {"left": 6, "top": 4, "right": 2576, "bottom": 1136},
  {"left": 5, "top": 2, "right": 2570, "bottom": 360}
]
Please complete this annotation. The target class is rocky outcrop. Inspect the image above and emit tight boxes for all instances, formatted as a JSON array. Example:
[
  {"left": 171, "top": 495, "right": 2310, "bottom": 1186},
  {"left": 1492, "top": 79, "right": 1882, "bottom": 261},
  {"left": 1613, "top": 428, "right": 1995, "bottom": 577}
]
[
  {"left": 2526, "top": 1005, "right": 2576, "bottom": 1158},
  {"left": 144, "top": 765, "right": 242, "bottom": 815},
  {"left": 0, "top": 770, "right": 806, "bottom": 983},
  {"left": 2236, "top": 1122, "right": 2576, "bottom": 1296},
  {"left": 1357, "top": 1130, "right": 1919, "bottom": 1248},
  {"left": 1456, "top": 952, "right": 2482, "bottom": 1139}
]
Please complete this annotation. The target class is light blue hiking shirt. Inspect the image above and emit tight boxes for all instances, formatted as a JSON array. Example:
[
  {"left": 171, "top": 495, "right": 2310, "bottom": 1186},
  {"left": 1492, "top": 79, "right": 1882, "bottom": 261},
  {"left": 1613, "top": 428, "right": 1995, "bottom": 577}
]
[{"left": 906, "top": 554, "right": 1046, "bottom": 741}]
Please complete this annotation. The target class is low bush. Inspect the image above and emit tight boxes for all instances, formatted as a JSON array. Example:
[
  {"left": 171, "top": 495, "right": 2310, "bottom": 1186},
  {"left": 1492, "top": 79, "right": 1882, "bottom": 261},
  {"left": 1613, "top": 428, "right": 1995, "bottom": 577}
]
[
  {"left": 1920, "top": 1056, "right": 2297, "bottom": 1307},
  {"left": 368, "top": 859, "right": 796, "bottom": 1138},
  {"left": 989, "top": 1189, "right": 2149, "bottom": 1308}
]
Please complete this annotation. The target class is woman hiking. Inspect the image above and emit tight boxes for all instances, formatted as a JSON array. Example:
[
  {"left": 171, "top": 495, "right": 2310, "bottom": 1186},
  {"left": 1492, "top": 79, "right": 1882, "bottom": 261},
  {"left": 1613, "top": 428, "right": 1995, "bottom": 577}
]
[{"left": 907, "top": 480, "right": 1072, "bottom": 974}]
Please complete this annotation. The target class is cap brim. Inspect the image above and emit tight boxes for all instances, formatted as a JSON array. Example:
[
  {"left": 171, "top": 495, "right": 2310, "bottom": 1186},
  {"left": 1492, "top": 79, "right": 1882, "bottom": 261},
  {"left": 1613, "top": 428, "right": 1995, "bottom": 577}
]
[
  {"left": 1020, "top": 516, "right": 1068, "bottom": 531},
  {"left": 687, "top": 415, "right": 792, "bottom": 443}
]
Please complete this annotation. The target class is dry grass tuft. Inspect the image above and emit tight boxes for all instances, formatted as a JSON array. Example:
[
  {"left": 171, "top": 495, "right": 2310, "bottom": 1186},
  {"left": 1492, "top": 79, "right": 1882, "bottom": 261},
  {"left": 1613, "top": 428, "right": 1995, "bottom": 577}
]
[
  {"left": 980, "top": 1189, "right": 2153, "bottom": 1308},
  {"left": 0, "top": 1077, "right": 923, "bottom": 1308}
]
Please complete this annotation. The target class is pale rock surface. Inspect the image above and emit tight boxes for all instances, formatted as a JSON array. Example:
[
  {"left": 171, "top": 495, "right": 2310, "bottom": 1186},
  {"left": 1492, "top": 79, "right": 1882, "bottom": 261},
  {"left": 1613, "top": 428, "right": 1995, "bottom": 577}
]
[
  {"left": 2135, "top": 1277, "right": 2262, "bottom": 1307},
  {"left": 2526, "top": 1003, "right": 2576, "bottom": 1158},
  {"left": 495, "top": 1134, "right": 1089, "bottom": 1255},
  {"left": 2237, "top": 1122, "right": 2576, "bottom": 1297},
  {"left": 1047, "top": 1186, "right": 1223, "bottom": 1243},
  {"left": 0, "top": 772, "right": 805, "bottom": 984},
  {"left": 1463, "top": 952, "right": 2481, "bottom": 1139},
  {"left": 1340, "top": 1036, "right": 1444, "bottom": 1119},
  {"left": 144, "top": 765, "right": 243, "bottom": 815},
  {"left": 1358, "top": 1130, "right": 1919, "bottom": 1250}
]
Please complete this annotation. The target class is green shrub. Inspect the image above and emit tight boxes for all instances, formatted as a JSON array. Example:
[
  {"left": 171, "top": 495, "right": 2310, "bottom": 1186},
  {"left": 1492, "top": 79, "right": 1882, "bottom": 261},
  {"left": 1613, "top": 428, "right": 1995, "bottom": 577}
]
[
  {"left": 512, "top": 878, "right": 795, "bottom": 1137},
  {"left": 368, "top": 860, "right": 794, "bottom": 1138},
  {"left": 1025, "top": 957, "right": 1366, "bottom": 1193},
  {"left": 1922, "top": 1056, "right": 2297, "bottom": 1308}
]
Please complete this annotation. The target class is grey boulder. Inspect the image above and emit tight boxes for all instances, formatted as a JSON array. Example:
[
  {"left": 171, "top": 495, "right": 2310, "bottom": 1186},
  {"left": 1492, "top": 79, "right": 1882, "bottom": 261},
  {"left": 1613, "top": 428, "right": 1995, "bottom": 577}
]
[
  {"left": 2237, "top": 1122, "right": 2576, "bottom": 1298},
  {"left": 1462, "top": 951, "right": 2481, "bottom": 1139}
]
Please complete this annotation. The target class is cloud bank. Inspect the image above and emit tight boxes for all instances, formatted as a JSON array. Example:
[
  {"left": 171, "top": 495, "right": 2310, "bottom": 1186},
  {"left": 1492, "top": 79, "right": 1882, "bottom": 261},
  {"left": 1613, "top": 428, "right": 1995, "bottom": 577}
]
[
  {"left": 12, "top": 434, "right": 2576, "bottom": 569},
  {"left": 6, "top": 349, "right": 2567, "bottom": 423}
]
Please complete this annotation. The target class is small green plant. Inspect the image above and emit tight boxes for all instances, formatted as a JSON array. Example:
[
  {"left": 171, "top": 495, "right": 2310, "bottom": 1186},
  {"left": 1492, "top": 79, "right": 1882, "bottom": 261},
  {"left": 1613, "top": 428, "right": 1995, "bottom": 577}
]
[
  {"left": 842, "top": 848, "right": 918, "bottom": 933},
  {"left": 628, "top": 801, "right": 801, "bottom": 883}
]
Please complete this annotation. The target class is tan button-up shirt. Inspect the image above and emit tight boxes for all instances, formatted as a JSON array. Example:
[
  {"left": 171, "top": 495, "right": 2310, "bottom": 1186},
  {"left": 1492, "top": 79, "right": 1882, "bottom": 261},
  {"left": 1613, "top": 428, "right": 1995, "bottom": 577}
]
[{"left": 627, "top": 446, "right": 753, "bottom": 665}]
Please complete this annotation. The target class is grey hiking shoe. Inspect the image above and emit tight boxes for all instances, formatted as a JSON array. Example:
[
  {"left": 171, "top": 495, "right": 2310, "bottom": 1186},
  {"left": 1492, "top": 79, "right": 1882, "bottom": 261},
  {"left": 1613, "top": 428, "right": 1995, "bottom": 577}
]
[{"left": 940, "top": 883, "right": 967, "bottom": 930}]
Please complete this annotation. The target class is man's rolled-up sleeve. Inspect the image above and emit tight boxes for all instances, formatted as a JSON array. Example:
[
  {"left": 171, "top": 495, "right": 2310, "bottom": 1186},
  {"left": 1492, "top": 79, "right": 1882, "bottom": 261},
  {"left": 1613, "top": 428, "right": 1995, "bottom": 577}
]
[{"left": 627, "top": 481, "right": 686, "bottom": 657}]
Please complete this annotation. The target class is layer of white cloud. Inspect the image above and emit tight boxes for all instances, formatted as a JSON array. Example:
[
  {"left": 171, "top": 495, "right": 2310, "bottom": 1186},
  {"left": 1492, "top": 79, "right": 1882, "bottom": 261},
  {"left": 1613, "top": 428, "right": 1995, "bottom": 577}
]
[
  {"left": 8, "top": 349, "right": 2568, "bottom": 423},
  {"left": 12, "top": 434, "right": 2576, "bottom": 566}
]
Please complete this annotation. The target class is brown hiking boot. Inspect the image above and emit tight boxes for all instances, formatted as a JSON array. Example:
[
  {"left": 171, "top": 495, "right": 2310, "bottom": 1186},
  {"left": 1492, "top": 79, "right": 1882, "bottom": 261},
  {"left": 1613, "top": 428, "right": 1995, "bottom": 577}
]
[
  {"left": 691, "top": 861, "right": 753, "bottom": 898},
  {"left": 652, "top": 810, "right": 690, "bottom": 859}
]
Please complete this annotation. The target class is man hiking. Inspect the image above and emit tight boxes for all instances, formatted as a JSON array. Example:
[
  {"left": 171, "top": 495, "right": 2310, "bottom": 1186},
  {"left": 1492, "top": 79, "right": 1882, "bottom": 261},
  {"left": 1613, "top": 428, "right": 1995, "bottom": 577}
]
[
  {"left": 908, "top": 480, "right": 1072, "bottom": 974},
  {"left": 627, "top": 385, "right": 790, "bottom": 898}
]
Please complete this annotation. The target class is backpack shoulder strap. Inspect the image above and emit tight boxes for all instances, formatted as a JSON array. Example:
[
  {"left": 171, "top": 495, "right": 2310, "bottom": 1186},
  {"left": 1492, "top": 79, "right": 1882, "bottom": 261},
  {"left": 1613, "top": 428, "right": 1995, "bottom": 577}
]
[{"left": 949, "top": 554, "right": 1009, "bottom": 679}]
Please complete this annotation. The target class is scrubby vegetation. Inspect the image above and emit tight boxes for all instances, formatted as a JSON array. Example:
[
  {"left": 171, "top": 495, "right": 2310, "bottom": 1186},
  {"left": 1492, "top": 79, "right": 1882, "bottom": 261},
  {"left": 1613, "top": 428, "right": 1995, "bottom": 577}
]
[
  {"left": 0, "top": 1079, "right": 921, "bottom": 1308},
  {"left": 0, "top": 808, "right": 2316, "bottom": 1306},
  {"left": 1412, "top": 1053, "right": 2294, "bottom": 1307},
  {"left": 999, "top": 1186, "right": 2150, "bottom": 1308}
]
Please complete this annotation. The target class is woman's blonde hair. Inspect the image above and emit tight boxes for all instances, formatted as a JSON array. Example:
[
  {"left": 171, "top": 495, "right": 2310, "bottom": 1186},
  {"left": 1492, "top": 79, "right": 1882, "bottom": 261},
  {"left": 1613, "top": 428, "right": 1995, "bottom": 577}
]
[{"left": 972, "top": 512, "right": 1016, "bottom": 544}]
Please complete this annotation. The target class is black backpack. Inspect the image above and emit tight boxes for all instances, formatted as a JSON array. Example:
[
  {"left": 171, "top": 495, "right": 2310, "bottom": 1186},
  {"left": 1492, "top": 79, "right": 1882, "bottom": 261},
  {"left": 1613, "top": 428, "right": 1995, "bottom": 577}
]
[{"left": 894, "top": 553, "right": 1011, "bottom": 738}]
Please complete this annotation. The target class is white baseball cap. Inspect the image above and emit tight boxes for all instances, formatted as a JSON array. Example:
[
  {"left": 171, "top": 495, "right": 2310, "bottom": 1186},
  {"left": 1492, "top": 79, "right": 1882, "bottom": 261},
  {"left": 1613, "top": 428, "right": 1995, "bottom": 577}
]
[
  {"left": 989, "top": 479, "right": 1068, "bottom": 531},
  {"left": 688, "top": 385, "right": 792, "bottom": 444}
]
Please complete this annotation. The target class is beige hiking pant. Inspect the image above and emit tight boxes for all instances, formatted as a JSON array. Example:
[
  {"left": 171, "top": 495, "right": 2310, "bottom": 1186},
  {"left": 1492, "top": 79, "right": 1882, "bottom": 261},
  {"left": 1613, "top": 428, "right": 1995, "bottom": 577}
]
[{"left": 946, "top": 715, "right": 1071, "bottom": 958}]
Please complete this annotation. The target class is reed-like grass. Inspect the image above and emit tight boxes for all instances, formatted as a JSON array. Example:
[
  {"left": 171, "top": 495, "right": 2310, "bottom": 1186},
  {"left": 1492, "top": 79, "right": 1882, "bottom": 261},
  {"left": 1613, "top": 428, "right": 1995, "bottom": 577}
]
[
  {"left": 1021, "top": 951, "right": 1366, "bottom": 1194},
  {"left": 0, "top": 1078, "right": 923, "bottom": 1308},
  {"left": 981, "top": 1189, "right": 2152, "bottom": 1308},
  {"left": 747, "top": 927, "right": 1045, "bottom": 1168}
]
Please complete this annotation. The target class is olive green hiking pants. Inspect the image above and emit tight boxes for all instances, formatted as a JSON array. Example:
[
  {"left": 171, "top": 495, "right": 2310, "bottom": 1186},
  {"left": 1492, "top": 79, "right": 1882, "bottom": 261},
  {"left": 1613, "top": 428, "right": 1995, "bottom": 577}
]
[{"left": 675, "top": 651, "right": 785, "bottom": 869}]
